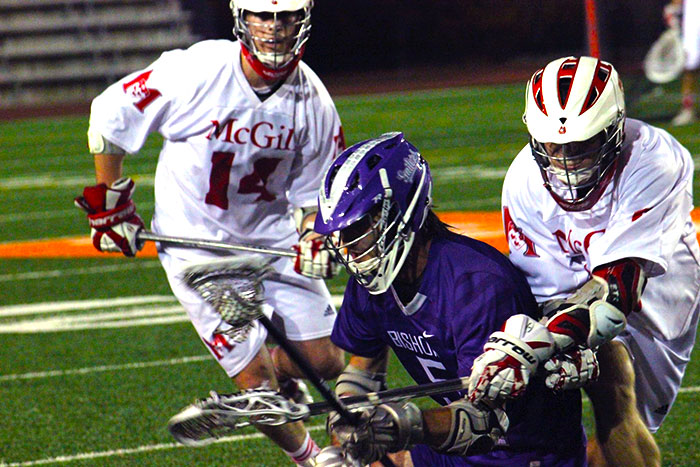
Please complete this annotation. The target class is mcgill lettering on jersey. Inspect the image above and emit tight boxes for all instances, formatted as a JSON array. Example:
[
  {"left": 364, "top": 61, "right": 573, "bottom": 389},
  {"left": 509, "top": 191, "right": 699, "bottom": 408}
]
[
  {"left": 89, "top": 40, "right": 344, "bottom": 261},
  {"left": 503, "top": 118, "right": 700, "bottom": 342},
  {"left": 331, "top": 231, "right": 586, "bottom": 461}
]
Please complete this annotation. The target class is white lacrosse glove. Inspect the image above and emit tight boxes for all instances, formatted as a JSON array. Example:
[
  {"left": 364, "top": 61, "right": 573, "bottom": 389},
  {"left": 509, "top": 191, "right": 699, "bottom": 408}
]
[
  {"left": 468, "top": 314, "right": 556, "bottom": 404},
  {"left": 294, "top": 230, "right": 338, "bottom": 279},
  {"left": 74, "top": 177, "right": 144, "bottom": 257},
  {"left": 544, "top": 347, "right": 600, "bottom": 392},
  {"left": 328, "top": 402, "right": 424, "bottom": 465},
  {"left": 435, "top": 399, "right": 509, "bottom": 456}
]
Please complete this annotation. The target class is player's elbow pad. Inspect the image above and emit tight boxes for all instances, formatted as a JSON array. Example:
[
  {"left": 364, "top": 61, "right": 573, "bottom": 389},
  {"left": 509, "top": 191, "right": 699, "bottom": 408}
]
[
  {"left": 545, "top": 259, "right": 645, "bottom": 350},
  {"left": 334, "top": 365, "right": 387, "bottom": 396},
  {"left": 545, "top": 276, "right": 627, "bottom": 350}
]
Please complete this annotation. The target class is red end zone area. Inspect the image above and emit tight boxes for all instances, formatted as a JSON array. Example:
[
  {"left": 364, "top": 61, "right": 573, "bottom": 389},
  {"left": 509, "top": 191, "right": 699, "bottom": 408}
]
[
  {"left": 3, "top": 209, "right": 700, "bottom": 258},
  {"left": 0, "top": 211, "right": 504, "bottom": 258}
]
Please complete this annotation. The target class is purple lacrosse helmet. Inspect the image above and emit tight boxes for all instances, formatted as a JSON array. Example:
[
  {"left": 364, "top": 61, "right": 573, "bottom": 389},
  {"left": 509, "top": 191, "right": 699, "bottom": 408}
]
[{"left": 315, "top": 132, "right": 432, "bottom": 294}]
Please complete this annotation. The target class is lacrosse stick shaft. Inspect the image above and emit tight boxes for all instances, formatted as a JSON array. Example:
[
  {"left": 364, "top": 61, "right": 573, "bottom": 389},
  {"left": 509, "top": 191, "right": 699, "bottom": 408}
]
[
  {"left": 259, "top": 317, "right": 398, "bottom": 467},
  {"left": 231, "top": 375, "right": 472, "bottom": 429},
  {"left": 258, "top": 315, "right": 359, "bottom": 424},
  {"left": 306, "top": 376, "right": 471, "bottom": 416},
  {"left": 138, "top": 230, "right": 297, "bottom": 258}
]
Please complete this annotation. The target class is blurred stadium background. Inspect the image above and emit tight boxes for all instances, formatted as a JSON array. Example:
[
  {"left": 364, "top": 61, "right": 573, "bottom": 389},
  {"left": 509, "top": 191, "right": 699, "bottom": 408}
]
[
  {"left": 0, "top": 0, "right": 676, "bottom": 111},
  {"left": 1, "top": 1, "right": 699, "bottom": 466}
]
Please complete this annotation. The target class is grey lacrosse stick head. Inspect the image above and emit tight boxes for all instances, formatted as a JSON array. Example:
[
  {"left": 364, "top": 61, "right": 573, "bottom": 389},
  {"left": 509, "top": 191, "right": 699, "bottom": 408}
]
[{"left": 180, "top": 255, "right": 275, "bottom": 340}]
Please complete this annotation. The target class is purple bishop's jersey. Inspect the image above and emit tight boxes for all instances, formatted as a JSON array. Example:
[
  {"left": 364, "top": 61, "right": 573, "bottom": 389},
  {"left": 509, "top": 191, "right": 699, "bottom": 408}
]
[{"left": 332, "top": 231, "right": 586, "bottom": 466}]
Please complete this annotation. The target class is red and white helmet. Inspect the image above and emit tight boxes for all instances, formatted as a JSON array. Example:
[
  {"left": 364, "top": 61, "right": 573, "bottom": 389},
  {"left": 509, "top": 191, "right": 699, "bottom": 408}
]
[
  {"left": 523, "top": 56, "right": 625, "bottom": 211},
  {"left": 230, "top": 0, "right": 313, "bottom": 81}
]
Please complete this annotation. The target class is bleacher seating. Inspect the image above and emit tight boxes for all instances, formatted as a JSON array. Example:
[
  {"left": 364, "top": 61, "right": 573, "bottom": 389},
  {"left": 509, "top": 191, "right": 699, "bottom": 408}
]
[{"left": 0, "top": 0, "right": 198, "bottom": 107}]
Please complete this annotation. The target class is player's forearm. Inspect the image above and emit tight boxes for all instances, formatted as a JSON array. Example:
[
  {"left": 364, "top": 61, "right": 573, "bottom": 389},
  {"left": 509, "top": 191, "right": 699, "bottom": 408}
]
[
  {"left": 94, "top": 153, "right": 126, "bottom": 185},
  {"left": 421, "top": 407, "right": 452, "bottom": 446}
]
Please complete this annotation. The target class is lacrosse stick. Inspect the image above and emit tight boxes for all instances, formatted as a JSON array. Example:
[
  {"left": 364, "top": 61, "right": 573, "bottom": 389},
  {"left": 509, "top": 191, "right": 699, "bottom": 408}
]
[
  {"left": 168, "top": 375, "right": 472, "bottom": 445},
  {"left": 138, "top": 230, "right": 297, "bottom": 258},
  {"left": 178, "top": 256, "right": 395, "bottom": 466},
  {"left": 643, "top": 27, "right": 685, "bottom": 85},
  {"left": 179, "top": 255, "right": 359, "bottom": 421}
]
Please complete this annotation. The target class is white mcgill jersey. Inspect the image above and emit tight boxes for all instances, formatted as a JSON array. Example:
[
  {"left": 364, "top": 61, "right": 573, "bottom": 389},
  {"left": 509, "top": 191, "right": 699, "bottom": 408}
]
[
  {"left": 503, "top": 118, "right": 700, "bottom": 342},
  {"left": 89, "top": 40, "right": 345, "bottom": 260}
]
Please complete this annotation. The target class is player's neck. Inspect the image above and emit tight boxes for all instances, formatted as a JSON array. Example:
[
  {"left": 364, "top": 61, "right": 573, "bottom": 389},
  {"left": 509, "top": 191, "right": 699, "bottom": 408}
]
[{"left": 241, "top": 53, "right": 284, "bottom": 92}]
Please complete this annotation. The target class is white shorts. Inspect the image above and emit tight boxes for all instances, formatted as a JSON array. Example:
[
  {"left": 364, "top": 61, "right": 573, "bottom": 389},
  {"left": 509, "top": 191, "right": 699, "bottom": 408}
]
[
  {"left": 614, "top": 305, "right": 700, "bottom": 432},
  {"left": 160, "top": 252, "right": 337, "bottom": 378},
  {"left": 683, "top": 0, "right": 700, "bottom": 69}
]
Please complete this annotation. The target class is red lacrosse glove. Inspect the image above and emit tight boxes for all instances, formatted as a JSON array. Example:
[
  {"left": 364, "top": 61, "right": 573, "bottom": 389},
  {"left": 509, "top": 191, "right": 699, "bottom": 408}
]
[{"left": 74, "top": 177, "right": 144, "bottom": 256}]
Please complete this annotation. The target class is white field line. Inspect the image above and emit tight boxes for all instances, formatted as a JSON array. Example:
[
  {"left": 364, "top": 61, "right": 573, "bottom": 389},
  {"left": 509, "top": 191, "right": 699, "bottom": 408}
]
[
  {"left": 2, "top": 154, "right": 699, "bottom": 194},
  {"left": 0, "top": 426, "right": 326, "bottom": 467},
  {"left": 0, "top": 385, "right": 698, "bottom": 466},
  {"left": 0, "top": 305, "right": 187, "bottom": 333},
  {"left": 0, "top": 261, "right": 162, "bottom": 282},
  {"left": 0, "top": 200, "right": 155, "bottom": 223},
  {"left": 0, "top": 294, "right": 345, "bottom": 333},
  {"left": 0, "top": 355, "right": 211, "bottom": 382},
  {"left": 0, "top": 174, "right": 155, "bottom": 190},
  {"left": 0, "top": 295, "right": 176, "bottom": 317}
]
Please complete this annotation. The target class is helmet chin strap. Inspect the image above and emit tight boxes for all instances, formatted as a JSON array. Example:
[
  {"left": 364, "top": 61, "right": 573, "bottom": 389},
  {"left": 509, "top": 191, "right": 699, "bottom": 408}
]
[{"left": 241, "top": 43, "right": 303, "bottom": 82}]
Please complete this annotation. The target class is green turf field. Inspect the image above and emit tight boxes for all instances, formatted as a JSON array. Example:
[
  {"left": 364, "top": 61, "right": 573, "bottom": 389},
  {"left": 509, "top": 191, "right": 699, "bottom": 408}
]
[{"left": 1, "top": 77, "right": 699, "bottom": 466}]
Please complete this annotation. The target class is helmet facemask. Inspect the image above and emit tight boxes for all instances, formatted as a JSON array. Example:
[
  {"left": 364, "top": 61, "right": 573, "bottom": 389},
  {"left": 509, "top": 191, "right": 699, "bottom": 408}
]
[
  {"left": 316, "top": 132, "right": 432, "bottom": 295},
  {"left": 325, "top": 179, "right": 419, "bottom": 295},
  {"left": 523, "top": 56, "right": 626, "bottom": 211},
  {"left": 231, "top": 2, "right": 312, "bottom": 75},
  {"left": 531, "top": 111, "right": 624, "bottom": 210}
]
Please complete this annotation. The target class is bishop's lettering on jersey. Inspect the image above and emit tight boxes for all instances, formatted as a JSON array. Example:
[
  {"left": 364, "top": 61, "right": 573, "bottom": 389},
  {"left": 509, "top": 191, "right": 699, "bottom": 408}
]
[
  {"left": 206, "top": 119, "right": 295, "bottom": 150},
  {"left": 387, "top": 330, "right": 438, "bottom": 358}
]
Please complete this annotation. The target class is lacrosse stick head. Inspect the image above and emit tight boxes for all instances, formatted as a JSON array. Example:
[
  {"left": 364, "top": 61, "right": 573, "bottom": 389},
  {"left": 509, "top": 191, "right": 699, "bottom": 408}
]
[
  {"left": 644, "top": 28, "right": 685, "bottom": 84},
  {"left": 168, "top": 389, "right": 311, "bottom": 446},
  {"left": 180, "top": 255, "right": 275, "bottom": 342}
]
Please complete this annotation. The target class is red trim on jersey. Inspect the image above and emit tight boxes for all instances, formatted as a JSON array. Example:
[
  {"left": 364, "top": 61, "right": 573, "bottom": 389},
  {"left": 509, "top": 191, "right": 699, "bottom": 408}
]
[{"left": 632, "top": 207, "right": 652, "bottom": 222}]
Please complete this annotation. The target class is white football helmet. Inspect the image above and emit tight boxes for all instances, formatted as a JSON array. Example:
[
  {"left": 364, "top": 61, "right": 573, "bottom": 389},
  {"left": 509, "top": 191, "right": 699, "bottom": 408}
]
[
  {"left": 230, "top": 0, "right": 313, "bottom": 81},
  {"left": 523, "top": 56, "right": 625, "bottom": 211}
]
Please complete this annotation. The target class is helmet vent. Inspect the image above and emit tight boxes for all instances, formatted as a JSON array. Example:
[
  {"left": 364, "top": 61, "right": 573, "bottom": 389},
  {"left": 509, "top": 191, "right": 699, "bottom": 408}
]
[
  {"left": 556, "top": 58, "right": 579, "bottom": 109},
  {"left": 531, "top": 68, "right": 547, "bottom": 115},
  {"left": 558, "top": 77, "right": 573, "bottom": 107},
  {"left": 366, "top": 153, "right": 382, "bottom": 170},
  {"left": 327, "top": 165, "right": 340, "bottom": 189},
  {"left": 580, "top": 61, "right": 612, "bottom": 115},
  {"left": 348, "top": 172, "right": 360, "bottom": 192}
]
